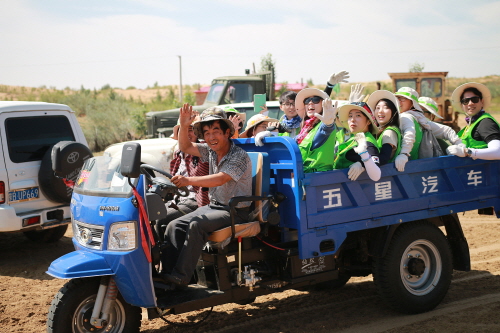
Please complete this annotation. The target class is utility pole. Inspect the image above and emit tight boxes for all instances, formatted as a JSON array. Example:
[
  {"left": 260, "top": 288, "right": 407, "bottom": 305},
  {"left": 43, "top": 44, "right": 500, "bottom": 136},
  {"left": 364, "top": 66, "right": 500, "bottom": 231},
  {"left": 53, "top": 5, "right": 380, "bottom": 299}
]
[{"left": 178, "top": 55, "right": 183, "bottom": 102}]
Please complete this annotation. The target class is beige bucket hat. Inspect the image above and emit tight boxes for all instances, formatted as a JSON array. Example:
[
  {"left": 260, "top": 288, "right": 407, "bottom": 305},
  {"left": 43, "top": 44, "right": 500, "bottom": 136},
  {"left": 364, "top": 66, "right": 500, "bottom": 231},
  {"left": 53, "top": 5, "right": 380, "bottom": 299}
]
[
  {"left": 451, "top": 82, "right": 491, "bottom": 112},
  {"left": 239, "top": 114, "right": 278, "bottom": 138},
  {"left": 337, "top": 102, "right": 379, "bottom": 135},
  {"left": 295, "top": 88, "right": 330, "bottom": 119},
  {"left": 367, "top": 90, "right": 400, "bottom": 114}
]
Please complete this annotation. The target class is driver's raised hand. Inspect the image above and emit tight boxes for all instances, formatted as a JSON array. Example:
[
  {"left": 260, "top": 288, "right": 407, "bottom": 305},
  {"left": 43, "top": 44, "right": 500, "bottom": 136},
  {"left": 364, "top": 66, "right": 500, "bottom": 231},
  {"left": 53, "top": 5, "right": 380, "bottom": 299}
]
[
  {"left": 179, "top": 103, "right": 195, "bottom": 127},
  {"left": 171, "top": 175, "right": 190, "bottom": 188}
]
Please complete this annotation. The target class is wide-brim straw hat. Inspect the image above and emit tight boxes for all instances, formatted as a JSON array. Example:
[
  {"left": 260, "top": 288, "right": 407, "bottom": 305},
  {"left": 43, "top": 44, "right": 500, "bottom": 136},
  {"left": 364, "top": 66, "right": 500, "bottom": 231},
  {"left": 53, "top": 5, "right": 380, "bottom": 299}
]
[
  {"left": 295, "top": 88, "right": 330, "bottom": 119},
  {"left": 192, "top": 106, "right": 235, "bottom": 139},
  {"left": 338, "top": 102, "right": 379, "bottom": 135},
  {"left": 172, "top": 116, "right": 201, "bottom": 140},
  {"left": 394, "top": 87, "right": 423, "bottom": 111},
  {"left": 239, "top": 114, "right": 279, "bottom": 138},
  {"left": 418, "top": 97, "right": 443, "bottom": 119},
  {"left": 367, "top": 90, "right": 400, "bottom": 114},
  {"left": 451, "top": 82, "right": 491, "bottom": 112}
]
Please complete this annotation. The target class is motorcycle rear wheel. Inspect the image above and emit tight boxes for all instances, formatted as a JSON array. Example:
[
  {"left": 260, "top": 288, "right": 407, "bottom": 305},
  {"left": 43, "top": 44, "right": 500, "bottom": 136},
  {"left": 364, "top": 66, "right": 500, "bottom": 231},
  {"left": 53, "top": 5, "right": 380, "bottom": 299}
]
[{"left": 47, "top": 277, "right": 141, "bottom": 333}]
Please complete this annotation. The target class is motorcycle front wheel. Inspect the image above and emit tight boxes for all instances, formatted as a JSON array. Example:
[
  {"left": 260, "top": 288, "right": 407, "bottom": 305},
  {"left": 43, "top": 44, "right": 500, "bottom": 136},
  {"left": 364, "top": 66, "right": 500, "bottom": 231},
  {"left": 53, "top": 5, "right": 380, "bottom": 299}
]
[{"left": 47, "top": 277, "right": 141, "bottom": 333}]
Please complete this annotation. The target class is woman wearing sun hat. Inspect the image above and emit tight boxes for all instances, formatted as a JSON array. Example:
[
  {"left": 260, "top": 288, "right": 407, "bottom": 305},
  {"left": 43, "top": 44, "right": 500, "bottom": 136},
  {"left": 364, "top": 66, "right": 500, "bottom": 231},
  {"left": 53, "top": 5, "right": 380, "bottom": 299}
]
[
  {"left": 334, "top": 102, "right": 381, "bottom": 181},
  {"left": 367, "top": 90, "right": 401, "bottom": 165},
  {"left": 294, "top": 88, "right": 339, "bottom": 173},
  {"left": 239, "top": 114, "right": 279, "bottom": 138},
  {"left": 447, "top": 82, "right": 500, "bottom": 160}
]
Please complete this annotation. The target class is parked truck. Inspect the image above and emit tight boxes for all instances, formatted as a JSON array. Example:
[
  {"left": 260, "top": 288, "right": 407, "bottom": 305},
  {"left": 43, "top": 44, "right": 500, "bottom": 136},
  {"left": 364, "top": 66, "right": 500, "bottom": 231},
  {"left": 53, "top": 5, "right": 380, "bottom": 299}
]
[
  {"left": 46, "top": 135, "right": 499, "bottom": 331},
  {"left": 388, "top": 71, "right": 459, "bottom": 131},
  {"left": 146, "top": 67, "right": 275, "bottom": 138}
]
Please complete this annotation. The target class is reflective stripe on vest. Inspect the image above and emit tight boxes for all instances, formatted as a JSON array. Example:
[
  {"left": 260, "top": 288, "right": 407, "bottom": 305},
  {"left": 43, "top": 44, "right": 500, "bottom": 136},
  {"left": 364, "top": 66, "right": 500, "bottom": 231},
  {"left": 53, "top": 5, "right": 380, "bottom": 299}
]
[
  {"left": 333, "top": 132, "right": 378, "bottom": 170},
  {"left": 458, "top": 113, "right": 500, "bottom": 149},
  {"left": 376, "top": 126, "right": 402, "bottom": 163},
  {"left": 299, "top": 123, "right": 337, "bottom": 173}
]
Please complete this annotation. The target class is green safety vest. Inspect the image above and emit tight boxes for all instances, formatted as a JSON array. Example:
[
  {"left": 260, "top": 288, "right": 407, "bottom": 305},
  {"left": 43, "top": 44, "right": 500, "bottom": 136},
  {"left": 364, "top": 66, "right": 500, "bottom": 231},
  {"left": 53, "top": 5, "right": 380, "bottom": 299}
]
[
  {"left": 458, "top": 113, "right": 500, "bottom": 149},
  {"left": 299, "top": 123, "right": 337, "bottom": 173},
  {"left": 409, "top": 117, "right": 422, "bottom": 160},
  {"left": 376, "top": 126, "right": 402, "bottom": 163},
  {"left": 333, "top": 132, "right": 378, "bottom": 170}
]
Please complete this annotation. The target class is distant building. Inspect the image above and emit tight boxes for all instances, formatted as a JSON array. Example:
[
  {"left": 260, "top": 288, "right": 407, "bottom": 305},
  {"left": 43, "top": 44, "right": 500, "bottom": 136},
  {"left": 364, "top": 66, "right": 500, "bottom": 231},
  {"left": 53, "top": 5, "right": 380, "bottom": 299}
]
[{"left": 194, "top": 83, "right": 308, "bottom": 105}]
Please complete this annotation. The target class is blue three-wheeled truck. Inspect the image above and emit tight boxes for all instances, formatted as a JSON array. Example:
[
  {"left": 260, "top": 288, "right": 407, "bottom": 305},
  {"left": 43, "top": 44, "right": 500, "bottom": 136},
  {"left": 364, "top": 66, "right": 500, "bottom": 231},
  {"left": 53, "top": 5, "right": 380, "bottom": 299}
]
[{"left": 46, "top": 136, "right": 500, "bottom": 332}]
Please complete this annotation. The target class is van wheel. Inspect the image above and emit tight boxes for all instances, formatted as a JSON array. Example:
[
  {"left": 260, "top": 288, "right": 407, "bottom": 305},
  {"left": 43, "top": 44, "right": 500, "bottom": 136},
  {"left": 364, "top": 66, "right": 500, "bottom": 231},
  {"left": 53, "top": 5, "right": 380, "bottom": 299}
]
[
  {"left": 23, "top": 225, "right": 68, "bottom": 243},
  {"left": 47, "top": 277, "right": 141, "bottom": 333},
  {"left": 39, "top": 141, "right": 93, "bottom": 204},
  {"left": 372, "top": 221, "right": 452, "bottom": 314}
]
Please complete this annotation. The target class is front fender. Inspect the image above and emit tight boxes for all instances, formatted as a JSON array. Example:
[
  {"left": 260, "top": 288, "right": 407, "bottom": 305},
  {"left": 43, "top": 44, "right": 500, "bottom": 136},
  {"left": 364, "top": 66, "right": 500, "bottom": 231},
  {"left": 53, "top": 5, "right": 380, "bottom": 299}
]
[
  {"left": 46, "top": 250, "right": 113, "bottom": 279},
  {"left": 46, "top": 249, "right": 156, "bottom": 308}
]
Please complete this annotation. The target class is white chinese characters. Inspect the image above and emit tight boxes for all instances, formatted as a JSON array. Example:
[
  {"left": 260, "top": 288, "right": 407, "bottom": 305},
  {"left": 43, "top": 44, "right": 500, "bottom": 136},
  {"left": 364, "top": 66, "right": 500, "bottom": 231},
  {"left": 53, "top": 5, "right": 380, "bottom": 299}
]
[
  {"left": 375, "top": 181, "right": 392, "bottom": 201},
  {"left": 323, "top": 189, "right": 342, "bottom": 208},
  {"left": 422, "top": 176, "right": 438, "bottom": 194},
  {"left": 467, "top": 170, "right": 483, "bottom": 186}
]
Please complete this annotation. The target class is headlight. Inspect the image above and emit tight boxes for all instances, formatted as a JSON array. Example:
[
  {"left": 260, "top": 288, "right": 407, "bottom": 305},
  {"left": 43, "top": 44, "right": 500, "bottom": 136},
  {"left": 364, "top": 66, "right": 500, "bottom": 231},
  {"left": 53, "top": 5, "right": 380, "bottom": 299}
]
[{"left": 107, "top": 221, "right": 137, "bottom": 251}]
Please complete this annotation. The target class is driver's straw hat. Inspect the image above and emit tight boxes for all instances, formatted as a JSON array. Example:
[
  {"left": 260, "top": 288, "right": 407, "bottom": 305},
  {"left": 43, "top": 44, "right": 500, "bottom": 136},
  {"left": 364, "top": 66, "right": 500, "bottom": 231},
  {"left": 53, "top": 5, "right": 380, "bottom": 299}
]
[
  {"left": 192, "top": 107, "right": 235, "bottom": 139},
  {"left": 418, "top": 97, "right": 443, "bottom": 119},
  {"left": 394, "top": 87, "right": 423, "bottom": 111},
  {"left": 172, "top": 115, "right": 201, "bottom": 140}
]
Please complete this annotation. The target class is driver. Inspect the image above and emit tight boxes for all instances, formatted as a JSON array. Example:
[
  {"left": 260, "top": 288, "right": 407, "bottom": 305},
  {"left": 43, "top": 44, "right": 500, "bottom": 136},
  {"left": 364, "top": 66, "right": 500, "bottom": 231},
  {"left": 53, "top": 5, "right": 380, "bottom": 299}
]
[{"left": 160, "top": 103, "right": 252, "bottom": 288}]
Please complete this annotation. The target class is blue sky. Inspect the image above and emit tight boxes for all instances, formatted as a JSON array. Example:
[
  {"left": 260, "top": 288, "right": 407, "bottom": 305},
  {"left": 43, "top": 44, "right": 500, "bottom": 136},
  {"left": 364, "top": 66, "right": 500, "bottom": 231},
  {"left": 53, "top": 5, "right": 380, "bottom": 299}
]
[{"left": 1, "top": 0, "right": 499, "bottom": 90}]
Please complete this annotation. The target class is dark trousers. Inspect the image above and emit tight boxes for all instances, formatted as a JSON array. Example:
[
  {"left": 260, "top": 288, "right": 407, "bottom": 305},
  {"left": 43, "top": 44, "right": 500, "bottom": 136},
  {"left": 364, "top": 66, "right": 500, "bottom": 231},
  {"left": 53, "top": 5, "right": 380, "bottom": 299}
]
[{"left": 162, "top": 204, "right": 249, "bottom": 284}]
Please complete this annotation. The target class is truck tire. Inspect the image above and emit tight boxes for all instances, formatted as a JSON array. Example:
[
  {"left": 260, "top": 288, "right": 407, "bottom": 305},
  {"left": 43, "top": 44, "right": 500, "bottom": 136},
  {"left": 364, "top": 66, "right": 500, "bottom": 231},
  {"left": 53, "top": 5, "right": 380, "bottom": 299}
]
[
  {"left": 39, "top": 141, "right": 93, "bottom": 204},
  {"left": 372, "top": 221, "right": 452, "bottom": 314},
  {"left": 23, "top": 225, "right": 67, "bottom": 243},
  {"left": 47, "top": 277, "right": 141, "bottom": 333}
]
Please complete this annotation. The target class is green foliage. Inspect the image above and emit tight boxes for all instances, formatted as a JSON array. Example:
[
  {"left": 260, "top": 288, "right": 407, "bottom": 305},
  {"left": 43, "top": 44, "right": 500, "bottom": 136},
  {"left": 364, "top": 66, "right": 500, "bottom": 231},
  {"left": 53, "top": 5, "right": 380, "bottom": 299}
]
[
  {"left": 260, "top": 53, "right": 275, "bottom": 73},
  {"left": 101, "top": 84, "right": 112, "bottom": 90},
  {"left": 277, "top": 81, "right": 288, "bottom": 97},
  {"left": 307, "top": 78, "right": 314, "bottom": 86},
  {"left": 409, "top": 62, "right": 425, "bottom": 73}
]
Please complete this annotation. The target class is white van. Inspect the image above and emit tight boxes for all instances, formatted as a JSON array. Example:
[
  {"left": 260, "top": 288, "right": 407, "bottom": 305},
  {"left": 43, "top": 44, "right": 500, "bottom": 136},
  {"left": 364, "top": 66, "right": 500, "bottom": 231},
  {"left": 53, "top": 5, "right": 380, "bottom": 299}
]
[{"left": 0, "top": 102, "right": 91, "bottom": 242}]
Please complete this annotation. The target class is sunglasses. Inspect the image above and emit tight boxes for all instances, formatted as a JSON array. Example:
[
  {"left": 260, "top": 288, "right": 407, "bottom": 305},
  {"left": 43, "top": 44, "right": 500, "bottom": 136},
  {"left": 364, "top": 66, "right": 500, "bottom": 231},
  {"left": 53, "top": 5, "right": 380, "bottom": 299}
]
[
  {"left": 304, "top": 96, "right": 323, "bottom": 104},
  {"left": 461, "top": 96, "right": 481, "bottom": 105}
]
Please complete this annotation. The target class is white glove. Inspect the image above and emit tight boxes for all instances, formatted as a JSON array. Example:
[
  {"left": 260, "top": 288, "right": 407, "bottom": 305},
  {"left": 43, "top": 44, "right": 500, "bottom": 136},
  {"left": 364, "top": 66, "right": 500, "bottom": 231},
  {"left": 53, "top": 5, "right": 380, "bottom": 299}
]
[
  {"left": 395, "top": 154, "right": 409, "bottom": 172},
  {"left": 457, "top": 143, "right": 466, "bottom": 149},
  {"left": 315, "top": 99, "right": 337, "bottom": 126},
  {"left": 328, "top": 71, "right": 350, "bottom": 86},
  {"left": 446, "top": 145, "right": 467, "bottom": 157},
  {"left": 348, "top": 162, "right": 365, "bottom": 181},
  {"left": 254, "top": 130, "right": 273, "bottom": 146},
  {"left": 353, "top": 132, "right": 367, "bottom": 154},
  {"left": 349, "top": 84, "right": 365, "bottom": 103}
]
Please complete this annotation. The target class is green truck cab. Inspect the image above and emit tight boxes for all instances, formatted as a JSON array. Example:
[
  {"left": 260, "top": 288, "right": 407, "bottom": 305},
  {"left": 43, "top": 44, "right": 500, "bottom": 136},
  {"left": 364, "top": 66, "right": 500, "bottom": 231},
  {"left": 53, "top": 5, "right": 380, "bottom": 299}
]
[{"left": 146, "top": 68, "right": 275, "bottom": 138}]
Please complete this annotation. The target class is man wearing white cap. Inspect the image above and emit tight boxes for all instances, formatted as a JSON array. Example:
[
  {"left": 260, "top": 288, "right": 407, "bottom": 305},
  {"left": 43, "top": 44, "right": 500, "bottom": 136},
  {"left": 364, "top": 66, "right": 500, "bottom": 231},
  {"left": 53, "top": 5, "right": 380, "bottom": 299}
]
[{"left": 447, "top": 83, "right": 500, "bottom": 160}]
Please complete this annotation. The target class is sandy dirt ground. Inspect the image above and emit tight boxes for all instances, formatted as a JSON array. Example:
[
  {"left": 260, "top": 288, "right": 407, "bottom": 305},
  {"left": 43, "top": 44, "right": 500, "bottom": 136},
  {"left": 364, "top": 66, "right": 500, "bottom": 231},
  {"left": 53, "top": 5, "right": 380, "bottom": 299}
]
[{"left": 1, "top": 210, "right": 500, "bottom": 333}]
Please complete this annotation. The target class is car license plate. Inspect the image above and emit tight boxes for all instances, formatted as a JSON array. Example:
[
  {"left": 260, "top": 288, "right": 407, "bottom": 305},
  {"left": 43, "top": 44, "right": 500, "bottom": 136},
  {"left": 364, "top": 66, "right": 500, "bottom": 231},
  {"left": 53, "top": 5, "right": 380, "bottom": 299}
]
[{"left": 9, "top": 187, "right": 40, "bottom": 203}]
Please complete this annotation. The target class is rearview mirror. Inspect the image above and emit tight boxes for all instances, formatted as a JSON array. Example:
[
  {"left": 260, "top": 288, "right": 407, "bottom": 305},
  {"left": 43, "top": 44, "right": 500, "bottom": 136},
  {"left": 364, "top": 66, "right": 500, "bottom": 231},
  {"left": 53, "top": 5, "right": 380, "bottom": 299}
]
[{"left": 121, "top": 143, "right": 141, "bottom": 178}]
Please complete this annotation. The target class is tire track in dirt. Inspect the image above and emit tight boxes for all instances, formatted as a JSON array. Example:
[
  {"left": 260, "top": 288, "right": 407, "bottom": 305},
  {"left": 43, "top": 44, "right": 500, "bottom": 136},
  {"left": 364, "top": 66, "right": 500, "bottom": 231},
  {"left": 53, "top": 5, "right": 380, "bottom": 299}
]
[
  {"left": 199, "top": 272, "right": 500, "bottom": 333},
  {"left": 336, "top": 293, "right": 500, "bottom": 333}
]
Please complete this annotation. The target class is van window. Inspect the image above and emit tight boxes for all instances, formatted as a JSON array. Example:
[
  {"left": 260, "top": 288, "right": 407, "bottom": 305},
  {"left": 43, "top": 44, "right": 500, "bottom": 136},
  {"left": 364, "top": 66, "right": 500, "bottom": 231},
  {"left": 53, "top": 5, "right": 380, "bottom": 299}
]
[{"left": 6, "top": 116, "right": 75, "bottom": 163}]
